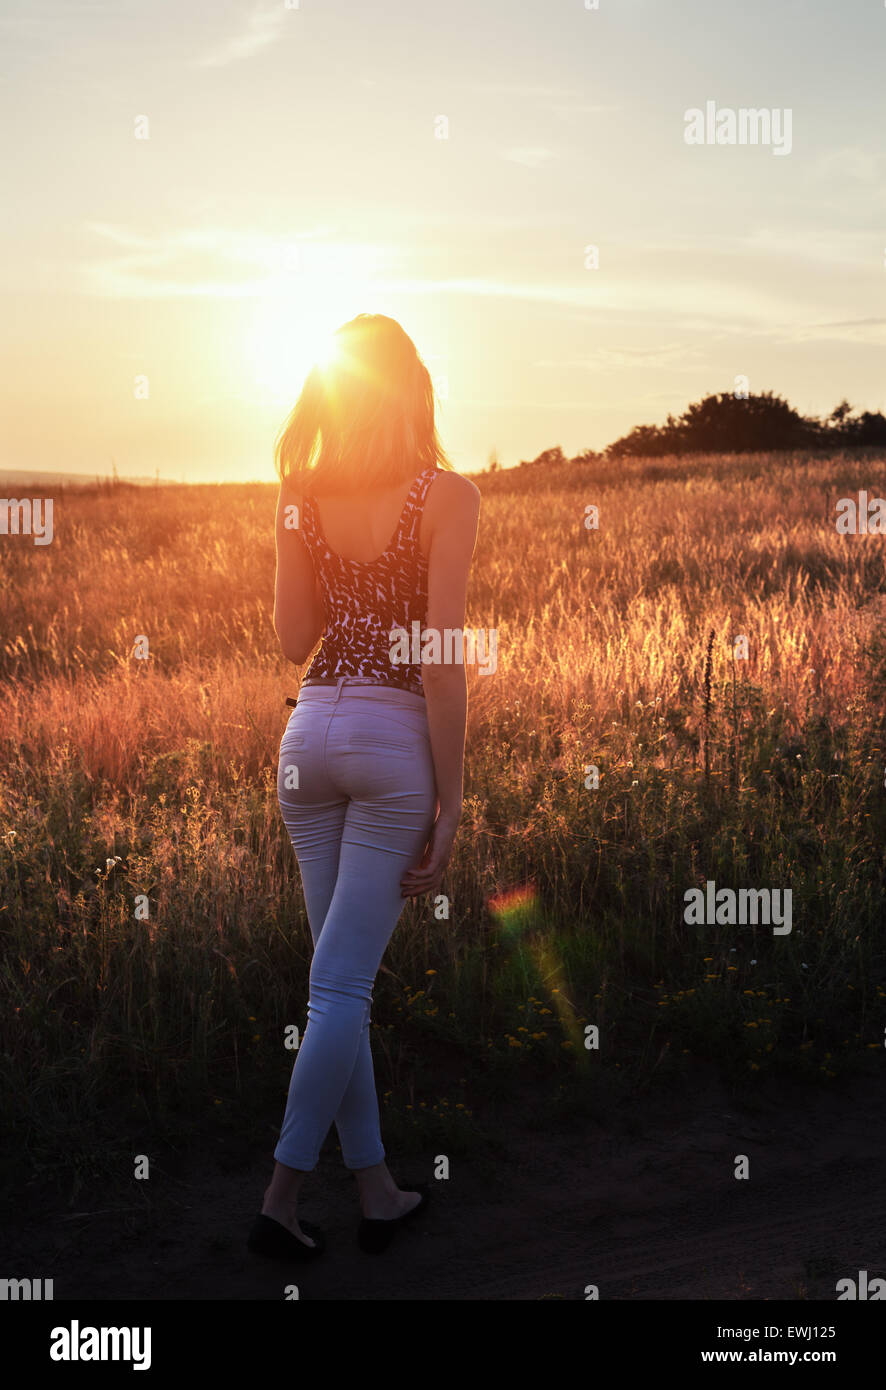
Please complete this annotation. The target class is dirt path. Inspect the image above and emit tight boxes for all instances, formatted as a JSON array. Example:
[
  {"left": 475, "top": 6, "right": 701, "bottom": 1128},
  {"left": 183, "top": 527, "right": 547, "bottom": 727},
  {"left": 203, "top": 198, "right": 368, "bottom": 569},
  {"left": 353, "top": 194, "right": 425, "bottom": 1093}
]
[{"left": 7, "top": 1066, "right": 885, "bottom": 1300}]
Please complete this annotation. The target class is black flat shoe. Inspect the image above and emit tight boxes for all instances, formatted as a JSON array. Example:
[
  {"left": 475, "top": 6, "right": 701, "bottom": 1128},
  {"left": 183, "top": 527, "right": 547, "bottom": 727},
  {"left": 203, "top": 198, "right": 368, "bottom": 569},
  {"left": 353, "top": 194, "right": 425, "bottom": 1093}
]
[
  {"left": 247, "top": 1212, "right": 325, "bottom": 1260},
  {"left": 357, "top": 1183, "right": 431, "bottom": 1254}
]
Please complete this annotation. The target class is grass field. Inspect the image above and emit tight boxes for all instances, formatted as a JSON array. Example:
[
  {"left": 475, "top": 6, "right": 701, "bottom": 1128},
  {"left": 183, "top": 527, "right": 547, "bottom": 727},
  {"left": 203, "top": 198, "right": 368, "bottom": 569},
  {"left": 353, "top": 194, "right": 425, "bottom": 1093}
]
[{"left": 2, "top": 449, "right": 886, "bottom": 1201}]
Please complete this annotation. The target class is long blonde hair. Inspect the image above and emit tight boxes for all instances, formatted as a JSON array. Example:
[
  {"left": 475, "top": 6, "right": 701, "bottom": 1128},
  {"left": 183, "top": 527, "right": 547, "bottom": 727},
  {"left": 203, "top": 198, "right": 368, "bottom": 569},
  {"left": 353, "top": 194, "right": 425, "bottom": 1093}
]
[{"left": 273, "top": 314, "right": 453, "bottom": 495}]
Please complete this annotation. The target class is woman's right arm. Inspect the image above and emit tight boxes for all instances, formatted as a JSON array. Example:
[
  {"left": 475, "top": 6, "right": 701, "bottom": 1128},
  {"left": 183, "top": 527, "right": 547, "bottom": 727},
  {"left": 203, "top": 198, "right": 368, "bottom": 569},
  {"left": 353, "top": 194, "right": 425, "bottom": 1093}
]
[{"left": 399, "top": 472, "right": 481, "bottom": 899}]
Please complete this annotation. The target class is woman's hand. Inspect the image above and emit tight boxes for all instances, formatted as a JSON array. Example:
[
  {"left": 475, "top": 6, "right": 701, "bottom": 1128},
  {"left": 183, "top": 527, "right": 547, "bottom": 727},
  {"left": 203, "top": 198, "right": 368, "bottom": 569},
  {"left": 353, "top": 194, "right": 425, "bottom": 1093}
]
[{"left": 400, "top": 809, "right": 461, "bottom": 898}]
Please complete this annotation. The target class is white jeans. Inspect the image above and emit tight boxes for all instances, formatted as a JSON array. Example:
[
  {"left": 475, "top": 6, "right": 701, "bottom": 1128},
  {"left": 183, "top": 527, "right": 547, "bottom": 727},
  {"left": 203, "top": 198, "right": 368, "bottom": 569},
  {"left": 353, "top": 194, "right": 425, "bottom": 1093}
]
[{"left": 273, "top": 679, "right": 436, "bottom": 1171}]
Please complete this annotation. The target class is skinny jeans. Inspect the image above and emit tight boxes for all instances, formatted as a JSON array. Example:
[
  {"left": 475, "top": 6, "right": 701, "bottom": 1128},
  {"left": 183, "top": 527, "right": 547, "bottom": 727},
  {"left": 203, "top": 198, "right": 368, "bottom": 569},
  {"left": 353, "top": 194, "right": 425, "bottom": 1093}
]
[{"left": 274, "top": 678, "right": 437, "bottom": 1171}]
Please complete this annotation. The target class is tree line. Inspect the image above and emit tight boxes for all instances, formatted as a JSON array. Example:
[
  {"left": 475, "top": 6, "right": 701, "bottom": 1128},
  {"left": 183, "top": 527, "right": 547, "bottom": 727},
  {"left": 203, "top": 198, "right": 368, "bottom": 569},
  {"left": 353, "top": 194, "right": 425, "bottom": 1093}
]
[{"left": 503, "top": 390, "right": 886, "bottom": 469}]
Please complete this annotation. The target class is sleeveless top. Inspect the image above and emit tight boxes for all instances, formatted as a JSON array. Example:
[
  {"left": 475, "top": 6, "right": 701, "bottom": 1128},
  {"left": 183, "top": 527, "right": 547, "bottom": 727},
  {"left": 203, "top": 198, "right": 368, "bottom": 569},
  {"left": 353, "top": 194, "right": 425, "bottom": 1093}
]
[{"left": 298, "top": 466, "right": 439, "bottom": 694}]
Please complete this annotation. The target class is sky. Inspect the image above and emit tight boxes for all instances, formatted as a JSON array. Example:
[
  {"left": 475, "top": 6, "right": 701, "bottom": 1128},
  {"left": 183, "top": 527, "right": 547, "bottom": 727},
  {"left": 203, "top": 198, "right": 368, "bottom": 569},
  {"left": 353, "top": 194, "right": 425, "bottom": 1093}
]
[{"left": 1, "top": 0, "right": 885, "bottom": 482}]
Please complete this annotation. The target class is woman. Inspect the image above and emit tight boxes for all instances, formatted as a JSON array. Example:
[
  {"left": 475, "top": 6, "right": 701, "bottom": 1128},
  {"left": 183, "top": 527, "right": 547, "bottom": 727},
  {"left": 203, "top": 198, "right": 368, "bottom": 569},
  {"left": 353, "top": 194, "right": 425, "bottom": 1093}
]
[{"left": 248, "top": 314, "right": 481, "bottom": 1259}]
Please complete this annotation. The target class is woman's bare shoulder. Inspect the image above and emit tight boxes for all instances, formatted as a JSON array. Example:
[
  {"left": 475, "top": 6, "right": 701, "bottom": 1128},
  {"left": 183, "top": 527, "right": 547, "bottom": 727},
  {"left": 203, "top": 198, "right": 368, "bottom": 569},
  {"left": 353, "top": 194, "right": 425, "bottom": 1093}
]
[{"left": 428, "top": 469, "right": 481, "bottom": 512}]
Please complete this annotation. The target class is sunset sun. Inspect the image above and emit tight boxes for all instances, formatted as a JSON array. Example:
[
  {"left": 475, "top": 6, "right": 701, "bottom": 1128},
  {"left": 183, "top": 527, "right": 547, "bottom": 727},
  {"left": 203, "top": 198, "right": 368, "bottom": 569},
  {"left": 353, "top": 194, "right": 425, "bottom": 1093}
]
[{"left": 244, "top": 249, "right": 380, "bottom": 399}]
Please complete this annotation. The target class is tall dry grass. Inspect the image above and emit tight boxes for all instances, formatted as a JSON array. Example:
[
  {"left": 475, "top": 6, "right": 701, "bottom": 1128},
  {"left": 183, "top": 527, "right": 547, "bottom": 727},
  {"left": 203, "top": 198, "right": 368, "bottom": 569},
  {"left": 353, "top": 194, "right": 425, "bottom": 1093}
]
[{"left": 2, "top": 452, "right": 886, "bottom": 1194}]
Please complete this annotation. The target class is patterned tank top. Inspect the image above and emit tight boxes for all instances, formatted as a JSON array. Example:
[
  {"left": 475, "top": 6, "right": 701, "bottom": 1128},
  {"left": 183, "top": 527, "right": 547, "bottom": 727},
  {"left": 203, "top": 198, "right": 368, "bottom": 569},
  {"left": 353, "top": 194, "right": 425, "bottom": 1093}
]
[{"left": 299, "top": 467, "right": 439, "bottom": 694}]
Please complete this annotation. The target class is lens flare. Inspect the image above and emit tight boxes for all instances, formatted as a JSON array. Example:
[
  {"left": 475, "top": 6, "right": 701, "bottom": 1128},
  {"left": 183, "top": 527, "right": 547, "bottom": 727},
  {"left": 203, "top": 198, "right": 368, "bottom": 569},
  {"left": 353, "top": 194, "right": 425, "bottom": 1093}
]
[
  {"left": 487, "top": 881, "right": 584, "bottom": 1054},
  {"left": 487, "top": 882, "right": 539, "bottom": 941}
]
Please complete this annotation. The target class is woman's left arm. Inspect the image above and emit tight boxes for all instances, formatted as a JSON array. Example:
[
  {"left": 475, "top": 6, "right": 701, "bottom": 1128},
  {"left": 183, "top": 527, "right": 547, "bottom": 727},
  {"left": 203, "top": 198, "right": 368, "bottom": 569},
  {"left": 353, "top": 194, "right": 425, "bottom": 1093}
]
[{"left": 273, "top": 482, "right": 326, "bottom": 664}]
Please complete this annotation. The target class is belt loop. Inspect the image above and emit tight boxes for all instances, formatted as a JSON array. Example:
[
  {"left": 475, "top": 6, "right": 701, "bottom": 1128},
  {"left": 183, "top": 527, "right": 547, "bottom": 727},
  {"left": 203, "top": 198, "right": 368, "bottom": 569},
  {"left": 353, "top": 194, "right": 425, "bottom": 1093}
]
[{"left": 334, "top": 675, "right": 346, "bottom": 703}]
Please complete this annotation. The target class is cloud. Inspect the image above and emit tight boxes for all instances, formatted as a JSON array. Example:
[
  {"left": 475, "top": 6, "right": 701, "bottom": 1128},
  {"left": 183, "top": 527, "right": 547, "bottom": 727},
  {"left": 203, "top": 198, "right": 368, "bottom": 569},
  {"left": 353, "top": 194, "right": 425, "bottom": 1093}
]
[
  {"left": 502, "top": 146, "right": 559, "bottom": 168},
  {"left": 547, "top": 102, "right": 622, "bottom": 119},
  {"left": 467, "top": 82, "right": 580, "bottom": 98},
  {"left": 807, "top": 317, "right": 886, "bottom": 330},
  {"left": 77, "top": 223, "right": 389, "bottom": 298},
  {"left": 534, "top": 343, "right": 705, "bottom": 371},
  {"left": 193, "top": 3, "right": 289, "bottom": 70},
  {"left": 782, "top": 317, "right": 886, "bottom": 346},
  {"left": 80, "top": 224, "right": 276, "bottom": 297},
  {"left": 811, "top": 147, "right": 884, "bottom": 185},
  {"left": 74, "top": 226, "right": 884, "bottom": 353}
]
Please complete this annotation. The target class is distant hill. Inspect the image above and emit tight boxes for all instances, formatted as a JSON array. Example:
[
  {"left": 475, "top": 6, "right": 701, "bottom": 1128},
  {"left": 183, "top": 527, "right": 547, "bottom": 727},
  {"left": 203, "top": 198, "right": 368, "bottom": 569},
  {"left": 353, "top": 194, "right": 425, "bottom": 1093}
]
[{"left": 0, "top": 470, "right": 177, "bottom": 490}]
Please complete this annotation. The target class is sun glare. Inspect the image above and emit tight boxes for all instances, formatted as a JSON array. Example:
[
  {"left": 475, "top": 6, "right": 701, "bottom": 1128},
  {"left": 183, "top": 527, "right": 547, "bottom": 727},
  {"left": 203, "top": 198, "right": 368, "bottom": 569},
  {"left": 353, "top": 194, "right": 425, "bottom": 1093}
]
[
  {"left": 244, "top": 245, "right": 381, "bottom": 401},
  {"left": 247, "top": 300, "right": 347, "bottom": 398},
  {"left": 313, "top": 330, "right": 341, "bottom": 370}
]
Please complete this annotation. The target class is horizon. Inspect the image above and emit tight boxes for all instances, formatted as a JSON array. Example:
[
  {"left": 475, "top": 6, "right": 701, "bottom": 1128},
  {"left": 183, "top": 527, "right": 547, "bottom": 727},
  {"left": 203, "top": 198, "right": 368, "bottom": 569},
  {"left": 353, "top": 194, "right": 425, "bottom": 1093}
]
[{"left": 2, "top": 383, "right": 883, "bottom": 490}]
